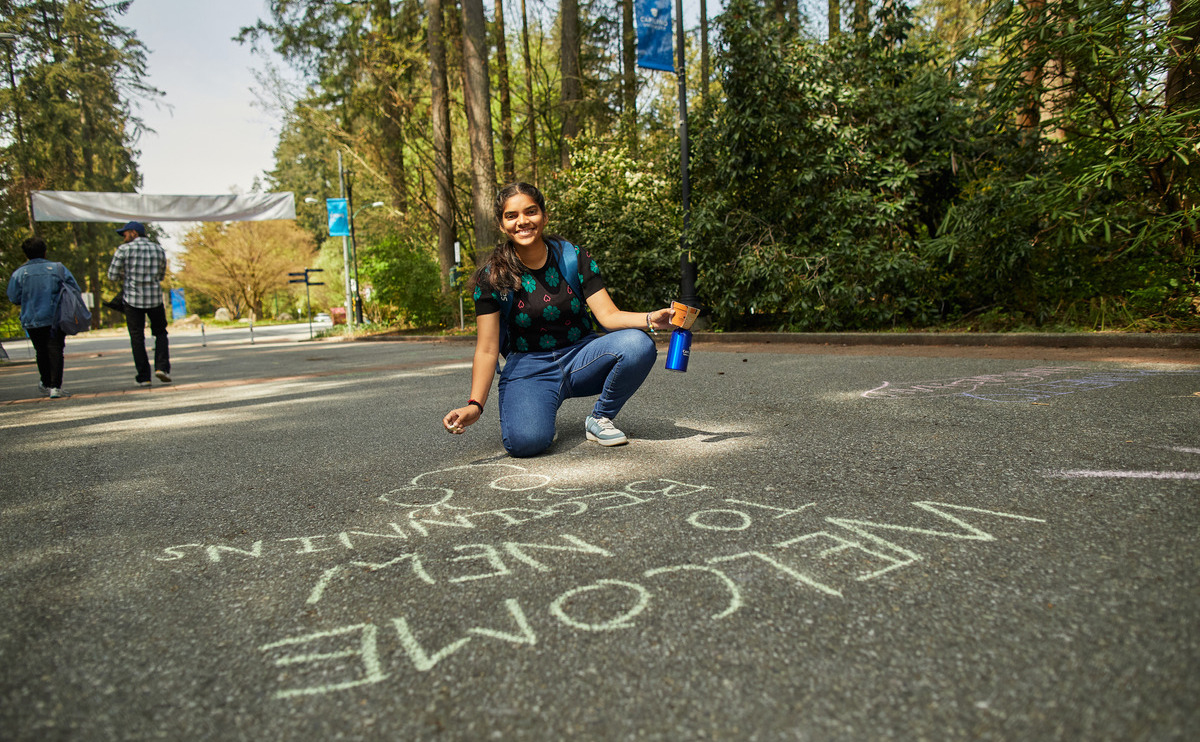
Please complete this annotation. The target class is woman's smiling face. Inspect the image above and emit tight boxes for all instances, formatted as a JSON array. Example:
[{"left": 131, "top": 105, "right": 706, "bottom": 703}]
[{"left": 499, "top": 193, "right": 546, "bottom": 248}]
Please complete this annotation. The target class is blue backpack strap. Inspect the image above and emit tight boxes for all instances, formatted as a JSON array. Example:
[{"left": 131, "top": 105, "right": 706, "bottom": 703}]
[{"left": 549, "top": 238, "right": 583, "bottom": 298}]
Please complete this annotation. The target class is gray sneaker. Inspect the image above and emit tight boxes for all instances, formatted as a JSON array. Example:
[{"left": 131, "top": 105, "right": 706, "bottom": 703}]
[
  {"left": 585, "top": 415, "right": 628, "bottom": 447},
  {"left": 49, "top": 388, "right": 71, "bottom": 398},
  {"left": 38, "top": 383, "right": 51, "bottom": 397}
]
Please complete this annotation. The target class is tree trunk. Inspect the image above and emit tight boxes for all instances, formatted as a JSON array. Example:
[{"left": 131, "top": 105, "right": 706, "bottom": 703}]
[
  {"left": 1016, "top": 0, "right": 1045, "bottom": 133},
  {"left": 829, "top": 0, "right": 841, "bottom": 39},
  {"left": 700, "top": 0, "right": 710, "bottom": 100},
  {"left": 621, "top": 0, "right": 637, "bottom": 153},
  {"left": 1166, "top": 0, "right": 1200, "bottom": 112},
  {"left": 520, "top": 0, "right": 538, "bottom": 183},
  {"left": 461, "top": 0, "right": 499, "bottom": 261},
  {"left": 494, "top": 0, "right": 516, "bottom": 183},
  {"left": 854, "top": 0, "right": 870, "bottom": 39},
  {"left": 427, "top": 0, "right": 458, "bottom": 288},
  {"left": 559, "top": 0, "right": 581, "bottom": 168},
  {"left": 1163, "top": 0, "right": 1199, "bottom": 251},
  {"left": 371, "top": 0, "right": 409, "bottom": 211}
]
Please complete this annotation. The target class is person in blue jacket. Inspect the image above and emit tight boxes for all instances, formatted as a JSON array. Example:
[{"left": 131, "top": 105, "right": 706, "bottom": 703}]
[
  {"left": 6, "top": 236, "right": 82, "bottom": 399},
  {"left": 442, "top": 182, "right": 674, "bottom": 457}
]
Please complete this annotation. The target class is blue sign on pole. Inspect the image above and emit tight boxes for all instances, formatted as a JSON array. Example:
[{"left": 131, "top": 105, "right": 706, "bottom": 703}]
[
  {"left": 169, "top": 288, "right": 186, "bottom": 321},
  {"left": 327, "top": 198, "right": 350, "bottom": 237},
  {"left": 636, "top": 0, "right": 674, "bottom": 72}
]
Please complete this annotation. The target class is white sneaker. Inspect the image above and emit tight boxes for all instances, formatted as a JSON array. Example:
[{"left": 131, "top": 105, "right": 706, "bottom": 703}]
[
  {"left": 585, "top": 415, "right": 629, "bottom": 446},
  {"left": 49, "top": 387, "right": 62, "bottom": 399},
  {"left": 155, "top": 370, "right": 172, "bottom": 383}
]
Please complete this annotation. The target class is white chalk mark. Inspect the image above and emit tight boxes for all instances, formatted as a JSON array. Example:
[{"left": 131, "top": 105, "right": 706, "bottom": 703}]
[
  {"left": 776, "top": 531, "right": 917, "bottom": 582},
  {"left": 205, "top": 541, "right": 263, "bottom": 563},
  {"left": 861, "top": 367, "right": 1197, "bottom": 402},
  {"left": 724, "top": 498, "right": 815, "bottom": 519},
  {"left": 469, "top": 507, "right": 556, "bottom": 525},
  {"left": 708, "top": 551, "right": 842, "bottom": 597},
  {"left": 468, "top": 599, "right": 537, "bottom": 645},
  {"left": 411, "top": 463, "right": 527, "bottom": 486},
  {"left": 392, "top": 617, "right": 471, "bottom": 671},
  {"left": 1168, "top": 447, "right": 1200, "bottom": 455},
  {"left": 378, "top": 486, "right": 455, "bottom": 509},
  {"left": 578, "top": 491, "right": 654, "bottom": 510},
  {"left": 280, "top": 535, "right": 337, "bottom": 554},
  {"left": 502, "top": 534, "right": 612, "bottom": 572},
  {"left": 448, "top": 544, "right": 512, "bottom": 583},
  {"left": 155, "top": 543, "right": 201, "bottom": 561},
  {"left": 336, "top": 527, "right": 407, "bottom": 550},
  {"left": 490, "top": 474, "right": 552, "bottom": 491},
  {"left": 863, "top": 381, "right": 892, "bottom": 397},
  {"left": 625, "top": 479, "right": 713, "bottom": 498},
  {"left": 644, "top": 565, "right": 743, "bottom": 619},
  {"left": 1049, "top": 470, "right": 1200, "bottom": 480},
  {"left": 549, "top": 579, "right": 650, "bottom": 631},
  {"left": 407, "top": 513, "right": 477, "bottom": 534},
  {"left": 261, "top": 623, "right": 387, "bottom": 698},
  {"left": 351, "top": 554, "right": 436, "bottom": 584},
  {"left": 828, "top": 502, "right": 1045, "bottom": 550},
  {"left": 307, "top": 565, "right": 344, "bottom": 604},
  {"left": 539, "top": 501, "right": 589, "bottom": 516},
  {"left": 687, "top": 509, "right": 753, "bottom": 531},
  {"left": 528, "top": 485, "right": 585, "bottom": 501},
  {"left": 820, "top": 522, "right": 922, "bottom": 576}
]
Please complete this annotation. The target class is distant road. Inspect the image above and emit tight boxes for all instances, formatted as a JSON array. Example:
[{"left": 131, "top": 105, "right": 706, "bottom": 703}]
[{"left": 1, "top": 319, "right": 332, "bottom": 361}]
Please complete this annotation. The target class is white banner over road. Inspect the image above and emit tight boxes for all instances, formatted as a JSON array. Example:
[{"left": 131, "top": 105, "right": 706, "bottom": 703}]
[{"left": 31, "top": 191, "right": 296, "bottom": 222}]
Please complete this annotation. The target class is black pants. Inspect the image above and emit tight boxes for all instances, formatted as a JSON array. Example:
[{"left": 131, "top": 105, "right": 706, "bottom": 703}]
[
  {"left": 27, "top": 325, "right": 65, "bottom": 389},
  {"left": 125, "top": 304, "right": 170, "bottom": 382}
]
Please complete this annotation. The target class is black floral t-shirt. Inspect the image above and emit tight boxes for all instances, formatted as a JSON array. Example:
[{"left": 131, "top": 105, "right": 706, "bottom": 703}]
[{"left": 474, "top": 241, "right": 606, "bottom": 353}]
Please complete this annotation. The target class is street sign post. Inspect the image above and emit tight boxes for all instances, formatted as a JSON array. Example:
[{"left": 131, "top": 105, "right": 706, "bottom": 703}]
[{"left": 288, "top": 268, "right": 325, "bottom": 339}]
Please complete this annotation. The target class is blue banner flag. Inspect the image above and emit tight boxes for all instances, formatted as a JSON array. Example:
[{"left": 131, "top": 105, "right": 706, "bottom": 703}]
[
  {"left": 169, "top": 289, "right": 186, "bottom": 321},
  {"left": 326, "top": 198, "right": 350, "bottom": 237},
  {"left": 636, "top": 0, "right": 674, "bottom": 72}
]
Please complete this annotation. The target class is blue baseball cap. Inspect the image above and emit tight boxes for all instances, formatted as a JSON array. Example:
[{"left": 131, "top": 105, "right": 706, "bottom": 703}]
[{"left": 116, "top": 221, "right": 145, "bottom": 236}]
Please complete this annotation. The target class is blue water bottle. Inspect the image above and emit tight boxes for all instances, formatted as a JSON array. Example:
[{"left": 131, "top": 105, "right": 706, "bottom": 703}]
[{"left": 665, "top": 328, "right": 692, "bottom": 372}]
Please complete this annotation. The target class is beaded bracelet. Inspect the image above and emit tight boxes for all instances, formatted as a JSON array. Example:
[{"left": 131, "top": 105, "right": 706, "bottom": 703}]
[{"left": 646, "top": 312, "right": 656, "bottom": 334}]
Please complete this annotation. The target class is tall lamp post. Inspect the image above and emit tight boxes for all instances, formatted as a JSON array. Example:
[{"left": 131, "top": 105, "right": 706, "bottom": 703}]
[
  {"left": 672, "top": 0, "right": 698, "bottom": 310},
  {"left": 306, "top": 194, "right": 354, "bottom": 326},
  {"left": 0, "top": 32, "right": 35, "bottom": 233},
  {"left": 349, "top": 200, "right": 384, "bottom": 324}
]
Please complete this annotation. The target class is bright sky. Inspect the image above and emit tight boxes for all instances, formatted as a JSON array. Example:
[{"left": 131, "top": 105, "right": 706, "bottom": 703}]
[{"left": 120, "top": 0, "right": 284, "bottom": 252}]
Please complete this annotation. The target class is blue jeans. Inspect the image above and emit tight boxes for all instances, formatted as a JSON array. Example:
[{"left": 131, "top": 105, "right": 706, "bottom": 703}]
[{"left": 498, "top": 330, "right": 658, "bottom": 457}]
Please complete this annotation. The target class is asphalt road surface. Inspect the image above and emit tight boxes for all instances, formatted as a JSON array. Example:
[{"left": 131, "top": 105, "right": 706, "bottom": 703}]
[{"left": 1, "top": 329, "right": 1197, "bottom": 740}]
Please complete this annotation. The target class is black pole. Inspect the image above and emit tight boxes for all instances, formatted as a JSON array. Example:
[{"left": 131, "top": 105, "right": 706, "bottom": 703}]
[
  {"left": 674, "top": 0, "right": 699, "bottom": 309},
  {"left": 305, "top": 281, "right": 313, "bottom": 339},
  {"left": 345, "top": 171, "right": 365, "bottom": 324},
  {"left": 290, "top": 269, "right": 324, "bottom": 339}
]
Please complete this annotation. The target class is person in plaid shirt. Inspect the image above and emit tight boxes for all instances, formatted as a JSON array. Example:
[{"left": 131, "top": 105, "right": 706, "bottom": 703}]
[{"left": 108, "top": 221, "right": 171, "bottom": 386}]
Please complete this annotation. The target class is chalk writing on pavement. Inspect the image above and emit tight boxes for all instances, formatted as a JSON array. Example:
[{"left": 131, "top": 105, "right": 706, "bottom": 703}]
[
  {"left": 862, "top": 366, "right": 1199, "bottom": 403},
  {"left": 152, "top": 463, "right": 1046, "bottom": 699}
]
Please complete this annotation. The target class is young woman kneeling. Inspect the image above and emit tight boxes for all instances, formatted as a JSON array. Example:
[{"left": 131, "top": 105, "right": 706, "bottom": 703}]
[{"left": 442, "top": 182, "right": 673, "bottom": 457}]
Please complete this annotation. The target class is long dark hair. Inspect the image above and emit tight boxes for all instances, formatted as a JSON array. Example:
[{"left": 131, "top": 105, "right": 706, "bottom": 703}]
[{"left": 473, "top": 182, "right": 560, "bottom": 294}]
